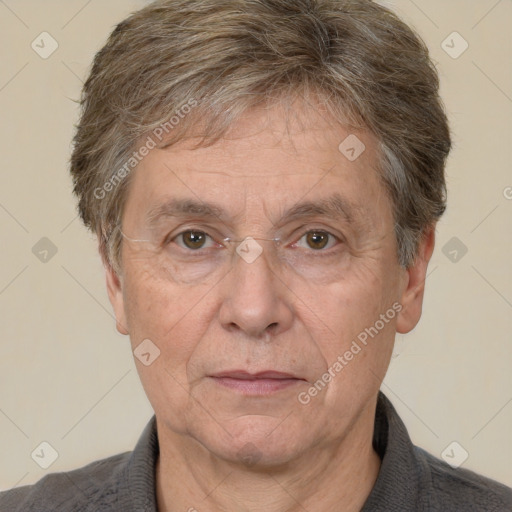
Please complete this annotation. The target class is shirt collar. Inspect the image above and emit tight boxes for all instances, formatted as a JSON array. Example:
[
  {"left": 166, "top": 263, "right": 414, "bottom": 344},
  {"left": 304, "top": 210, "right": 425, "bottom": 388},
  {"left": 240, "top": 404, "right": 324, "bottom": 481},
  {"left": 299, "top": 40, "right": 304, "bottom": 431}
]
[
  {"left": 127, "top": 415, "right": 159, "bottom": 511},
  {"left": 362, "top": 392, "right": 435, "bottom": 510},
  {"left": 126, "top": 392, "right": 429, "bottom": 511}
]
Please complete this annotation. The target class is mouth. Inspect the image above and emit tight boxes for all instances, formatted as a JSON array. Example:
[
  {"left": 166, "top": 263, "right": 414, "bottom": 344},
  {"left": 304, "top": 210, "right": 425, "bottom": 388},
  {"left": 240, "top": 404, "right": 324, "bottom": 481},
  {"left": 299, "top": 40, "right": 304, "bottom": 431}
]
[{"left": 208, "top": 370, "right": 306, "bottom": 395}]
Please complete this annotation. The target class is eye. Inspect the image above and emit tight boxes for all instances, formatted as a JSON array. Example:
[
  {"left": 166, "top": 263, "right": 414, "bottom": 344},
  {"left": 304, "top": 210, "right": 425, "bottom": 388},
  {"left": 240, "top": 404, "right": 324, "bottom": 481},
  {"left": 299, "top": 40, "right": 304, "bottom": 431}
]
[
  {"left": 295, "top": 230, "right": 338, "bottom": 251},
  {"left": 174, "top": 230, "right": 216, "bottom": 250}
]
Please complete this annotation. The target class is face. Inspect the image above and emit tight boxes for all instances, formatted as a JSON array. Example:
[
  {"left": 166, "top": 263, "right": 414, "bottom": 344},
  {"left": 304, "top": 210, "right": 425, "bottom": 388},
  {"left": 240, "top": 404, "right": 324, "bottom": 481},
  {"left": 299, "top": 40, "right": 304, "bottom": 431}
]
[{"left": 106, "top": 102, "right": 433, "bottom": 466}]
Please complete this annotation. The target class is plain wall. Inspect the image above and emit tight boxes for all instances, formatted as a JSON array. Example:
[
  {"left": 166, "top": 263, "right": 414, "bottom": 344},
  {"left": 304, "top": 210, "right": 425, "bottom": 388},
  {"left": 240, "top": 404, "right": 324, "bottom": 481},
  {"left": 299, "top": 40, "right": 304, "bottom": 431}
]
[{"left": 0, "top": 0, "right": 511, "bottom": 490}]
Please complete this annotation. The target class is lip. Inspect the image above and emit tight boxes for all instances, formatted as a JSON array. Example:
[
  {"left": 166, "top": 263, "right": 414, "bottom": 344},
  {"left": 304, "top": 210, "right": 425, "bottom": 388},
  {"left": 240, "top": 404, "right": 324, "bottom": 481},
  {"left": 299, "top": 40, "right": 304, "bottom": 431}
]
[
  {"left": 211, "top": 370, "right": 300, "bottom": 380},
  {"left": 209, "top": 370, "right": 305, "bottom": 395}
]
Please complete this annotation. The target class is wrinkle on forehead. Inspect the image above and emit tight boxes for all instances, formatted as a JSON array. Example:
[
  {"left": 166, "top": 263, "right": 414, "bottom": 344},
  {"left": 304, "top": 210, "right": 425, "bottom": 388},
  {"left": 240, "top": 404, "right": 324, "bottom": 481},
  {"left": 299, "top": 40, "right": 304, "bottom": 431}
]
[{"left": 125, "top": 101, "right": 390, "bottom": 241}]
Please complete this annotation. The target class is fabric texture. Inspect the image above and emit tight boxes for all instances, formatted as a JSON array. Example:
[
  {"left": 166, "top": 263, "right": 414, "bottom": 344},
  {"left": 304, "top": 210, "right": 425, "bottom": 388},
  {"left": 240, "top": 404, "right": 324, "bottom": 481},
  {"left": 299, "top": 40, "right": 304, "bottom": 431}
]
[{"left": 1, "top": 392, "right": 511, "bottom": 511}]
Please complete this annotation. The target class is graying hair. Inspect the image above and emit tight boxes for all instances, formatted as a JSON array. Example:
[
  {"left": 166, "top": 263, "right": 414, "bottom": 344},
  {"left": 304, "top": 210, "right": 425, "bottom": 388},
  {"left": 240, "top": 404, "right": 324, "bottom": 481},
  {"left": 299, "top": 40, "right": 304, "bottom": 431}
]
[{"left": 70, "top": 0, "right": 451, "bottom": 273}]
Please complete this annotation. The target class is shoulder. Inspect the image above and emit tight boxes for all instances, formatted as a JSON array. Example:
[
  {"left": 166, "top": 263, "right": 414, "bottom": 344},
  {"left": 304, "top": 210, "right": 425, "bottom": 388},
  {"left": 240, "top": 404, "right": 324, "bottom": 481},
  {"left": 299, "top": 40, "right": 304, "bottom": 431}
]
[
  {"left": 0, "top": 451, "right": 131, "bottom": 512},
  {"left": 415, "top": 446, "right": 512, "bottom": 511}
]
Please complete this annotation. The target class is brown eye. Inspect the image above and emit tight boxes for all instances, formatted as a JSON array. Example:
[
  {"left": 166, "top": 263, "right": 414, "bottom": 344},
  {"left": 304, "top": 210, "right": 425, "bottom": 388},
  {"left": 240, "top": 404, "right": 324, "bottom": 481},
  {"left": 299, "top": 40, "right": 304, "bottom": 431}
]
[
  {"left": 305, "top": 231, "right": 330, "bottom": 250},
  {"left": 180, "top": 231, "right": 208, "bottom": 250}
]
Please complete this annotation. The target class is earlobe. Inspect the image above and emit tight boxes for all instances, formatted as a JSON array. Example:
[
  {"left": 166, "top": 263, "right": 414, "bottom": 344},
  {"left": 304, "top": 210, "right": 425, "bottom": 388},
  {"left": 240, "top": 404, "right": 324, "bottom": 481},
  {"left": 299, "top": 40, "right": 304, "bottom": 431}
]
[
  {"left": 395, "top": 226, "right": 436, "bottom": 334},
  {"left": 105, "top": 262, "right": 129, "bottom": 335}
]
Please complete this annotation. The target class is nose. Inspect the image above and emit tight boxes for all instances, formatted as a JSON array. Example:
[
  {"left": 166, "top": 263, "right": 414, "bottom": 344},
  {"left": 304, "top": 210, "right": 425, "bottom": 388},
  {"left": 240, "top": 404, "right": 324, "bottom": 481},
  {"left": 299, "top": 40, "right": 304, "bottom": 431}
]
[{"left": 218, "top": 241, "right": 293, "bottom": 339}]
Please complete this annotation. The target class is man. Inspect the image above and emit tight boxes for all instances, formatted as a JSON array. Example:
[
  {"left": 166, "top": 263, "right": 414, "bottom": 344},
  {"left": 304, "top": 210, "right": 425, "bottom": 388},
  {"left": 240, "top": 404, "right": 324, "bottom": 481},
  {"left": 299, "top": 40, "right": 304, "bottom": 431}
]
[{"left": 1, "top": 0, "right": 511, "bottom": 510}]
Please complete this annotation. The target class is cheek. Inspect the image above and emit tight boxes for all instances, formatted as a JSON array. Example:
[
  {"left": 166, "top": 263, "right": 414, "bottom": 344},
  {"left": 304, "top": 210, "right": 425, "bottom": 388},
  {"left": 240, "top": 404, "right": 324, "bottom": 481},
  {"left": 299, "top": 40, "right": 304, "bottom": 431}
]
[
  {"left": 123, "top": 269, "right": 167, "bottom": 338},
  {"left": 121, "top": 266, "right": 212, "bottom": 425},
  {"left": 312, "top": 262, "right": 391, "bottom": 329},
  {"left": 298, "top": 257, "right": 399, "bottom": 377},
  {"left": 122, "top": 263, "right": 207, "bottom": 360}
]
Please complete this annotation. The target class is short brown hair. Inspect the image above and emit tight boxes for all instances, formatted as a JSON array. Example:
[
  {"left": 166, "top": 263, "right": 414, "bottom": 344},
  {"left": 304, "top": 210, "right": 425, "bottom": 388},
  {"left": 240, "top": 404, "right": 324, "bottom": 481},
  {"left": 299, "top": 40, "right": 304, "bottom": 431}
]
[{"left": 70, "top": 0, "right": 451, "bottom": 272}]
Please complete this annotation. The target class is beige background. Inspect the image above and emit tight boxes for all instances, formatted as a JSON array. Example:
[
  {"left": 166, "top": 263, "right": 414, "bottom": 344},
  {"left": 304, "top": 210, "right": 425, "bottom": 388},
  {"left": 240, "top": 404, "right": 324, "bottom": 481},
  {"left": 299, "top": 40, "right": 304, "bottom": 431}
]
[{"left": 0, "top": 0, "right": 511, "bottom": 491}]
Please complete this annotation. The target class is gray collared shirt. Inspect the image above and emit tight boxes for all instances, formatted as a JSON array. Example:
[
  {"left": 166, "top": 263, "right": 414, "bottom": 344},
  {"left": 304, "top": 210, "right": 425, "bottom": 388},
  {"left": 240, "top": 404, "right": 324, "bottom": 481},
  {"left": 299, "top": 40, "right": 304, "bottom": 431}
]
[{"left": 1, "top": 393, "right": 511, "bottom": 511}]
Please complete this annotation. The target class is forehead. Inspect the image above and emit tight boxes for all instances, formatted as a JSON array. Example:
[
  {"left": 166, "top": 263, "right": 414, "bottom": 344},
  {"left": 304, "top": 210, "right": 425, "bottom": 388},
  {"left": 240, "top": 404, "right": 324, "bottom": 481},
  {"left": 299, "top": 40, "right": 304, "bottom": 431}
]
[{"left": 123, "top": 103, "right": 391, "bottom": 230}]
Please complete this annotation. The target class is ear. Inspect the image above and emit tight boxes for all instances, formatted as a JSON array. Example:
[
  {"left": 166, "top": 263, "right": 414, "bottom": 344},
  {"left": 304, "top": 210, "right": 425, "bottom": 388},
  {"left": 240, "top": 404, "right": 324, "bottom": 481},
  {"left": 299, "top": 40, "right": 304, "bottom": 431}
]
[
  {"left": 105, "top": 260, "right": 129, "bottom": 336},
  {"left": 396, "top": 225, "right": 436, "bottom": 334}
]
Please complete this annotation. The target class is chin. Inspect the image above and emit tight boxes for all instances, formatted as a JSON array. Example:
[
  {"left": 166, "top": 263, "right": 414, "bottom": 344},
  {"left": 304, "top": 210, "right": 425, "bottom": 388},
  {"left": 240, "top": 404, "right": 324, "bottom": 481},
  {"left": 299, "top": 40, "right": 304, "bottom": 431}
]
[{"left": 198, "top": 415, "right": 307, "bottom": 469}]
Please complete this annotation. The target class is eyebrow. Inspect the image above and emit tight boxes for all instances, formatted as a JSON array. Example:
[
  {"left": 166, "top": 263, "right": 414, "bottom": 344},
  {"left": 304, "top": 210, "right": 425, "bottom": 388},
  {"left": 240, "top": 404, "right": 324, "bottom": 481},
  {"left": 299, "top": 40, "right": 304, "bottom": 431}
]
[
  {"left": 146, "top": 199, "right": 225, "bottom": 227},
  {"left": 145, "top": 193, "right": 360, "bottom": 229},
  {"left": 279, "top": 193, "right": 359, "bottom": 226}
]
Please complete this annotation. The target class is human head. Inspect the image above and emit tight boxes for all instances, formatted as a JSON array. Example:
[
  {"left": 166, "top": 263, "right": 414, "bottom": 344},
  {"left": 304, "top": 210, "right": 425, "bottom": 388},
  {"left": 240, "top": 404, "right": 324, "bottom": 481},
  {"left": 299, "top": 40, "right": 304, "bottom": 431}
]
[
  {"left": 70, "top": 0, "right": 451, "bottom": 275},
  {"left": 68, "top": 0, "right": 451, "bottom": 476}
]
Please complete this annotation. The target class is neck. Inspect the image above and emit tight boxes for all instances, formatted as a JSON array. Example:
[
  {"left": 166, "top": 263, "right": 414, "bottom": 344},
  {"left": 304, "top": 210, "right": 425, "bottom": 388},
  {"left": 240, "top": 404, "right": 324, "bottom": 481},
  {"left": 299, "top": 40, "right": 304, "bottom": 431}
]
[{"left": 155, "top": 403, "right": 381, "bottom": 512}]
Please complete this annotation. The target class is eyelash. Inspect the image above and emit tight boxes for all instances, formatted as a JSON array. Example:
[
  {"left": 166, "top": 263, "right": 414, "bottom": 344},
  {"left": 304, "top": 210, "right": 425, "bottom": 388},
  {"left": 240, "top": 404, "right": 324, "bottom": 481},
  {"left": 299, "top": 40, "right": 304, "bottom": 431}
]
[{"left": 167, "top": 228, "right": 343, "bottom": 255}]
